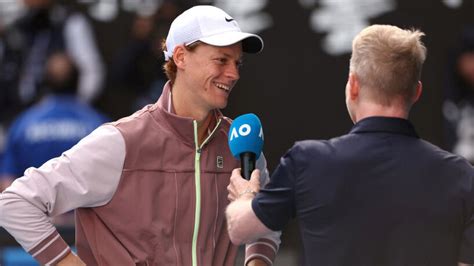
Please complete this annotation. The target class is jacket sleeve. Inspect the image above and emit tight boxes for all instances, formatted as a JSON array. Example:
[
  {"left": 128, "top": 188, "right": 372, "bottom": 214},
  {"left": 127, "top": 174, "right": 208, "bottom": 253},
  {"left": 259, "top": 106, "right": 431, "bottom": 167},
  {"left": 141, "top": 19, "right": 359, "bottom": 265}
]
[
  {"left": 243, "top": 154, "right": 281, "bottom": 265},
  {"left": 0, "top": 125, "right": 125, "bottom": 265}
]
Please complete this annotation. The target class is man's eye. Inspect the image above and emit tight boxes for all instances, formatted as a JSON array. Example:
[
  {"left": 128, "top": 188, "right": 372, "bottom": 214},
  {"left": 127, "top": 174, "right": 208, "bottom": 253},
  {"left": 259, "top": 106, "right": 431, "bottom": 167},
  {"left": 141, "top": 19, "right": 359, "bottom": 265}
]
[{"left": 215, "top": 58, "right": 227, "bottom": 64}]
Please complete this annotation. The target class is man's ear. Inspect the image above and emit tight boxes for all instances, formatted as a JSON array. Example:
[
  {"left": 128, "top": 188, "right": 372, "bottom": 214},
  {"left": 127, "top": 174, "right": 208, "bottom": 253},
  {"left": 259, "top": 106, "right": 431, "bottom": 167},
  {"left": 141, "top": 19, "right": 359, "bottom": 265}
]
[
  {"left": 348, "top": 73, "right": 360, "bottom": 100},
  {"left": 412, "top": 81, "right": 423, "bottom": 104},
  {"left": 173, "top": 45, "right": 186, "bottom": 69}
]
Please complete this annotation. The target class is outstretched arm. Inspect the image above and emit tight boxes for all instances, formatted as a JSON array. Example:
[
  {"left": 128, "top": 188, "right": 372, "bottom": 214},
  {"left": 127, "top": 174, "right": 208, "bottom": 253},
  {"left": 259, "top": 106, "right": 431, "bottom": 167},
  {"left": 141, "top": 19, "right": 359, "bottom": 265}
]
[{"left": 226, "top": 169, "right": 272, "bottom": 244}]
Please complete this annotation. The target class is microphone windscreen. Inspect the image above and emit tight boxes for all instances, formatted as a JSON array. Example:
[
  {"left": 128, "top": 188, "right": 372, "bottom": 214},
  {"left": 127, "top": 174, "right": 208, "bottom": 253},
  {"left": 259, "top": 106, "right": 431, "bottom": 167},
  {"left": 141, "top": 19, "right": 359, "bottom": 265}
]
[{"left": 228, "top": 113, "right": 264, "bottom": 159}]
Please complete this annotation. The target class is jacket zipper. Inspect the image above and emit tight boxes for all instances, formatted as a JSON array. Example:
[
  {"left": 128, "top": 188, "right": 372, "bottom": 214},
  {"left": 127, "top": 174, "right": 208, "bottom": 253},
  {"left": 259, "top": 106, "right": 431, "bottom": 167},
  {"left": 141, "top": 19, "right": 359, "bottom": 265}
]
[{"left": 191, "top": 118, "right": 222, "bottom": 266}]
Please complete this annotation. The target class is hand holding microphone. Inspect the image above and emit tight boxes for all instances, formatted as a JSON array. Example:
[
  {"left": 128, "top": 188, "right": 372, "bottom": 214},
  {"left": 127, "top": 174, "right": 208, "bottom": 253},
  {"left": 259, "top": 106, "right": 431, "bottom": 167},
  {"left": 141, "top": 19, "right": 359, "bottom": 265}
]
[
  {"left": 227, "top": 168, "right": 261, "bottom": 201},
  {"left": 228, "top": 113, "right": 264, "bottom": 180}
]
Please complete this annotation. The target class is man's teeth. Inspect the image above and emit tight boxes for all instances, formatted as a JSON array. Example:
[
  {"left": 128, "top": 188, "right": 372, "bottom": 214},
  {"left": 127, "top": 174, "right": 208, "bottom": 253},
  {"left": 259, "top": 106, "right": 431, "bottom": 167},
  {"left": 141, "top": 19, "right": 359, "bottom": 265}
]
[{"left": 216, "top": 83, "right": 230, "bottom": 91}]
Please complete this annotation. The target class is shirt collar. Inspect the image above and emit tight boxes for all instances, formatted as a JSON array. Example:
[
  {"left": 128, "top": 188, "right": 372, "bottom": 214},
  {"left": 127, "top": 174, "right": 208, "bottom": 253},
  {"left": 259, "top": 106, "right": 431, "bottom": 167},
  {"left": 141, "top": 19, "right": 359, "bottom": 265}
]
[{"left": 349, "top": 116, "right": 419, "bottom": 138}]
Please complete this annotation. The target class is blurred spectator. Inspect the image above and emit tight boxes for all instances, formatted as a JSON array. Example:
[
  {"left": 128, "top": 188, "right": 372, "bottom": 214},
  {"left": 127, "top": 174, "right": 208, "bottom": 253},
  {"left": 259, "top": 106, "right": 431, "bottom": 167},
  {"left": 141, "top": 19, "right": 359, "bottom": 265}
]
[
  {"left": 0, "top": 0, "right": 105, "bottom": 108},
  {"left": 1, "top": 21, "right": 5, "bottom": 163},
  {"left": 0, "top": 52, "right": 108, "bottom": 195},
  {"left": 0, "top": 19, "right": 18, "bottom": 119},
  {"left": 0, "top": 19, "right": 21, "bottom": 185},
  {"left": 108, "top": 2, "right": 180, "bottom": 111},
  {"left": 443, "top": 25, "right": 474, "bottom": 163},
  {"left": 0, "top": 0, "right": 105, "bottom": 182}
]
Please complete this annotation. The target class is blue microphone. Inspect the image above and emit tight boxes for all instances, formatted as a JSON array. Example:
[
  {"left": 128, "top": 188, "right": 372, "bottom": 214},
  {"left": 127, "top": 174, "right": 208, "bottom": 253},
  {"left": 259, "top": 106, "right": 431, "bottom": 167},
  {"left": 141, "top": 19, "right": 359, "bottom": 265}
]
[{"left": 228, "top": 113, "right": 264, "bottom": 180}]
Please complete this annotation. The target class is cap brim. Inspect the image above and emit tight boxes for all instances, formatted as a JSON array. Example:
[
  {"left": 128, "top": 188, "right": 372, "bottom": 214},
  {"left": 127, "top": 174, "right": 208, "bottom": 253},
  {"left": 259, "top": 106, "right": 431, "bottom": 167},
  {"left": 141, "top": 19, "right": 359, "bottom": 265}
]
[{"left": 198, "top": 31, "right": 264, "bottom": 54}]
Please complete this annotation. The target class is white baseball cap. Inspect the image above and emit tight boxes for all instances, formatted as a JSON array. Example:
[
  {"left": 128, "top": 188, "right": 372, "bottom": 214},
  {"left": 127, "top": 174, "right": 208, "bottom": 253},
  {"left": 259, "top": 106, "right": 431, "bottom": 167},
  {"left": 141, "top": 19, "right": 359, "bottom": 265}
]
[{"left": 163, "top": 5, "right": 264, "bottom": 61}]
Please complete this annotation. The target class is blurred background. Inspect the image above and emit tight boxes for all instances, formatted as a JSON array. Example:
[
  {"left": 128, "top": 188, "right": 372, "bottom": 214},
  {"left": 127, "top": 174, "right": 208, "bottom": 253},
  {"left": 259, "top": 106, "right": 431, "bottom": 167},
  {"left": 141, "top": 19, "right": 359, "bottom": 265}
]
[{"left": 0, "top": 0, "right": 473, "bottom": 264}]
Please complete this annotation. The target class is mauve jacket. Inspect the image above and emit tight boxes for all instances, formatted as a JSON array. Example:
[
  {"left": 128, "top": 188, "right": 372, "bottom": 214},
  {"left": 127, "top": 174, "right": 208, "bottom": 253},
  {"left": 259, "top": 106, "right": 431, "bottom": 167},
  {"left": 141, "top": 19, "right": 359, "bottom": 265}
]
[{"left": 0, "top": 82, "right": 279, "bottom": 265}]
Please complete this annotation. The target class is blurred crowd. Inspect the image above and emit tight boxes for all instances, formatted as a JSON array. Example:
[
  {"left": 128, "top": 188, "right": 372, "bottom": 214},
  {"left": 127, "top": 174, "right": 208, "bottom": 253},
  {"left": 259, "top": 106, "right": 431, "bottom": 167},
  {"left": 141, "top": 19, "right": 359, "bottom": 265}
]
[
  {"left": 0, "top": 0, "right": 182, "bottom": 210},
  {"left": 443, "top": 25, "right": 474, "bottom": 163}
]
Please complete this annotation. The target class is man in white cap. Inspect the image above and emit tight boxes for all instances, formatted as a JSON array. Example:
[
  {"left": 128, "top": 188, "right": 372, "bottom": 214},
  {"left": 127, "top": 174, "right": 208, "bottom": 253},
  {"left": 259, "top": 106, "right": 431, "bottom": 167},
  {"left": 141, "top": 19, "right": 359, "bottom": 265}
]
[{"left": 0, "top": 5, "right": 280, "bottom": 266}]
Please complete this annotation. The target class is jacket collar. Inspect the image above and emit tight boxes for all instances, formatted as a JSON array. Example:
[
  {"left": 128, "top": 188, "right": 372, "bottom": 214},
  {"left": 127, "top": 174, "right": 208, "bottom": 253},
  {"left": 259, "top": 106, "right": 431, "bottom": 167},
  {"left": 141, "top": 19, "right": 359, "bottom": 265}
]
[
  {"left": 349, "top": 116, "right": 419, "bottom": 138},
  {"left": 149, "top": 81, "right": 224, "bottom": 147}
]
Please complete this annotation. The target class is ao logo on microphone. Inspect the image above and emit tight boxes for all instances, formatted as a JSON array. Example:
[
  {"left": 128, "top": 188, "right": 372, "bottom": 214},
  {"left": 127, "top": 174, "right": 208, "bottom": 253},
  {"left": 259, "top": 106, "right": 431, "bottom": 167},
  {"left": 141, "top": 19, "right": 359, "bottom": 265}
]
[
  {"left": 228, "top": 113, "right": 264, "bottom": 160},
  {"left": 229, "top": 123, "right": 263, "bottom": 141}
]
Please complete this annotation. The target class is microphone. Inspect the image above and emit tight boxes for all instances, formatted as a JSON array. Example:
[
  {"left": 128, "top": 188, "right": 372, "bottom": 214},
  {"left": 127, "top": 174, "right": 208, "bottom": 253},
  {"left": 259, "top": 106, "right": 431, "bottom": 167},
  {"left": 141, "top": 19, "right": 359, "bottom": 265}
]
[{"left": 228, "top": 113, "right": 264, "bottom": 180}]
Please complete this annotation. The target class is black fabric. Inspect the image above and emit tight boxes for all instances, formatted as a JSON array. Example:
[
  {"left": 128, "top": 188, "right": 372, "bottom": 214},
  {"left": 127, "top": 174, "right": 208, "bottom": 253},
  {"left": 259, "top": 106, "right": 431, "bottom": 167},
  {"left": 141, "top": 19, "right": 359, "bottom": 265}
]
[{"left": 253, "top": 116, "right": 474, "bottom": 266}]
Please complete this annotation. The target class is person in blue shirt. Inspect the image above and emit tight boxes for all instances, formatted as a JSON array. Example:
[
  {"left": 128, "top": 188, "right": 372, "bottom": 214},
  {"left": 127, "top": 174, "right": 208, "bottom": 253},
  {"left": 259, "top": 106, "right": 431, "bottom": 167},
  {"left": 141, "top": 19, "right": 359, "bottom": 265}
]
[{"left": 0, "top": 52, "right": 107, "bottom": 192}]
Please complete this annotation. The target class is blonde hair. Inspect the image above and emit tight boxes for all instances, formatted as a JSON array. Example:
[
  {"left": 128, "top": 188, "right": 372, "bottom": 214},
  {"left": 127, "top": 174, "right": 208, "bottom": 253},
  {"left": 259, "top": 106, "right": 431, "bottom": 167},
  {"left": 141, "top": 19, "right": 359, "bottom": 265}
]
[
  {"left": 349, "top": 24, "right": 427, "bottom": 106},
  {"left": 161, "top": 40, "right": 201, "bottom": 83}
]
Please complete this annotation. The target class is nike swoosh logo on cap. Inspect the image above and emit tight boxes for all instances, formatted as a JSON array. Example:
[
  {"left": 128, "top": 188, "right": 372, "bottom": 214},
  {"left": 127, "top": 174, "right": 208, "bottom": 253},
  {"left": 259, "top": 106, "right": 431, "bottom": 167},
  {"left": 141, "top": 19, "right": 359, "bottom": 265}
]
[{"left": 225, "top": 17, "right": 234, "bottom": 22}]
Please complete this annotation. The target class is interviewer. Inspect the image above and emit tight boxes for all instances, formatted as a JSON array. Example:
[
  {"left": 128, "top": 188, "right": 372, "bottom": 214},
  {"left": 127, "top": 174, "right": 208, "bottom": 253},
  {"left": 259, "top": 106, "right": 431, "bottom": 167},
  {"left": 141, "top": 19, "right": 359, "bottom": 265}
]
[{"left": 226, "top": 24, "right": 474, "bottom": 266}]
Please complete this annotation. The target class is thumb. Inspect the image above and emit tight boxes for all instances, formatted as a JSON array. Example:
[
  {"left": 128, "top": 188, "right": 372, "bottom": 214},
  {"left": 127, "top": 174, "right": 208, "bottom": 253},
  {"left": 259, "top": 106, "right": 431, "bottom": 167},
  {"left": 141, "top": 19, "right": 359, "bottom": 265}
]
[{"left": 250, "top": 169, "right": 261, "bottom": 185}]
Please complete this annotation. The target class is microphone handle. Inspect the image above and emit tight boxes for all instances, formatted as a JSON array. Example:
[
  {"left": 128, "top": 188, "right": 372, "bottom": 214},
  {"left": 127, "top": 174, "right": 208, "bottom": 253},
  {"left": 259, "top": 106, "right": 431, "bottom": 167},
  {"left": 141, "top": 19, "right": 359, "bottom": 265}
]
[{"left": 240, "top": 152, "right": 256, "bottom": 180}]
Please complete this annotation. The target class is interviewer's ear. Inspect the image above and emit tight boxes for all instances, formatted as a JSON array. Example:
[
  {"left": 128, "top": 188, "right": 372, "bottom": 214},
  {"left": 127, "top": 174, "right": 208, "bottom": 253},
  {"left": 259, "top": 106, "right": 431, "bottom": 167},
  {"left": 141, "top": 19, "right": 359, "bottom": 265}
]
[
  {"left": 348, "top": 73, "right": 360, "bottom": 100},
  {"left": 412, "top": 81, "right": 423, "bottom": 104}
]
